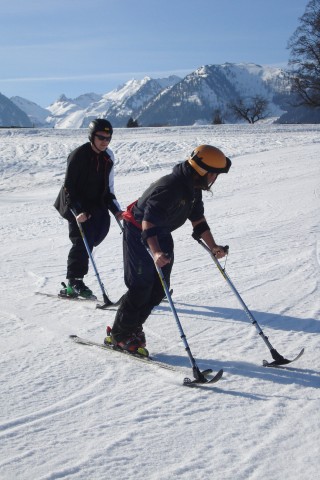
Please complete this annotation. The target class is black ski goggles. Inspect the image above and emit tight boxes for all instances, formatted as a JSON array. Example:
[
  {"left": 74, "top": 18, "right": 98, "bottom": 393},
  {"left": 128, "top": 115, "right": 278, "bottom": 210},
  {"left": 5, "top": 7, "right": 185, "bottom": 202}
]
[{"left": 95, "top": 134, "right": 112, "bottom": 142}]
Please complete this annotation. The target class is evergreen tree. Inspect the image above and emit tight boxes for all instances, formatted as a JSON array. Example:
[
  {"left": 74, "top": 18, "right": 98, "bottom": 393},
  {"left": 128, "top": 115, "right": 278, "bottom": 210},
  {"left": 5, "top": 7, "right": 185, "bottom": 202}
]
[{"left": 127, "top": 117, "right": 139, "bottom": 128}]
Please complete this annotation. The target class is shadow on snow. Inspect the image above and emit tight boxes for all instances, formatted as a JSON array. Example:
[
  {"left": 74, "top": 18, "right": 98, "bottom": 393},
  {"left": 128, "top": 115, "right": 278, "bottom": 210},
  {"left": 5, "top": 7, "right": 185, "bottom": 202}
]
[
  {"left": 156, "top": 301, "right": 319, "bottom": 334},
  {"left": 151, "top": 301, "right": 319, "bottom": 392}
]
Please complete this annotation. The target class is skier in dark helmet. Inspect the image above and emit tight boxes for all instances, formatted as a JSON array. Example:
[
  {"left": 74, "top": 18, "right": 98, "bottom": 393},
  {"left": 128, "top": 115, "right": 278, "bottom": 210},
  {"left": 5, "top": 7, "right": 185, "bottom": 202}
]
[
  {"left": 54, "top": 118, "right": 123, "bottom": 298},
  {"left": 105, "top": 144, "right": 231, "bottom": 355}
]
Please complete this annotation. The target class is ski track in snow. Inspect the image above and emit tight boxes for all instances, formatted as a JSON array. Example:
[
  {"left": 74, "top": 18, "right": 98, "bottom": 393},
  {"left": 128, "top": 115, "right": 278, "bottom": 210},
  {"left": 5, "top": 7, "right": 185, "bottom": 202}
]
[{"left": 0, "top": 124, "right": 319, "bottom": 480}]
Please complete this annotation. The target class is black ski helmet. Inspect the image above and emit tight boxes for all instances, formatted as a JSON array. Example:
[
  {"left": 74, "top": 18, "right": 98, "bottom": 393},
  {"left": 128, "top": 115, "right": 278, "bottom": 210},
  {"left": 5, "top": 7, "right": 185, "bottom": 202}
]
[{"left": 88, "top": 118, "right": 113, "bottom": 142}]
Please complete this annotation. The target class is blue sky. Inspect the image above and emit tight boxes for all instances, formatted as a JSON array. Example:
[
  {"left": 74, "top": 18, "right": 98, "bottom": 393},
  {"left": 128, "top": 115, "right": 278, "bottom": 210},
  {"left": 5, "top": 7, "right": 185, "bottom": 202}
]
[{"left": 0, "top": 0, "right": 308, "bottom": 107}]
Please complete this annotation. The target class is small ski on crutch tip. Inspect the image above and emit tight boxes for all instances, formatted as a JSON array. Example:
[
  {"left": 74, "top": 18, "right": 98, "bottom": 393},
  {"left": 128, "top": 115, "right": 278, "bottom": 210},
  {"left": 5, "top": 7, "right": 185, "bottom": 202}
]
[{"left": 193, "top": 235, "right": 304, "bottom": 368}]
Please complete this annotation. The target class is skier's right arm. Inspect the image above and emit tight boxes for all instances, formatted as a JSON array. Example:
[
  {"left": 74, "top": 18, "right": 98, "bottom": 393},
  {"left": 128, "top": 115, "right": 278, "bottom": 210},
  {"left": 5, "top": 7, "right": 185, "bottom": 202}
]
[{"left": 141, "top": 220, "right": 171, "bottom": 267}]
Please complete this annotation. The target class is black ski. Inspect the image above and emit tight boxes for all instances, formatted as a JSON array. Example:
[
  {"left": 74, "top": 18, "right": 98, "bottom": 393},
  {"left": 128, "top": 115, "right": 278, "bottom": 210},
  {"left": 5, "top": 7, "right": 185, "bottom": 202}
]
[
  {"left": 262, "top": 348, "right": 304, "bottom": 368},
  {"left": 69, "top": 334, "right": 176, "bottom": 371},
  {"left": 35, "top": 291, "right": 121, "bottom": 309},
  {"left": 36, "top": 291, "right": 99, "bottom": 302},
  {"left": 58, "top": 292, "right": 98, "bottom": 301},
  {"left": 69, "top": 334, "right": 223, "bottom": 386},
  {"left": 37, "top": 291, "right": 169, "bottom": 310},
  {"left": 58, "top": 292, "right": 122, "bottom": 309}
]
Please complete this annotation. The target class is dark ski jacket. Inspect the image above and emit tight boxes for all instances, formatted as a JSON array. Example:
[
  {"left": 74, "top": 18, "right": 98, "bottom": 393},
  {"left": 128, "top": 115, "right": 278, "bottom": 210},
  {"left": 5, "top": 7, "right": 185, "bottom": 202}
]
[
  {"left": 54, "top": 142, "right": 121, "bottom": 221},
  {"left": 131, "top": 161, "right": 205, "bottom": 234}
]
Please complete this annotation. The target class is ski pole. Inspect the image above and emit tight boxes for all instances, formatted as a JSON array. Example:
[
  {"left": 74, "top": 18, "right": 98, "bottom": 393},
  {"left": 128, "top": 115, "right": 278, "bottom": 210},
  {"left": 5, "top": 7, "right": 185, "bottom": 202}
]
[
  {"left": 146, "top": 247, "right": 223, "bottom": 383},
  {"left": 115, "top": 215, "right": 124, "bottom": 233},
  {"left": 193, "top": 235, "right": 304, "bottom": 366},
  {"left": 70, "top": 209, "right": 113, "bottom": 308}
]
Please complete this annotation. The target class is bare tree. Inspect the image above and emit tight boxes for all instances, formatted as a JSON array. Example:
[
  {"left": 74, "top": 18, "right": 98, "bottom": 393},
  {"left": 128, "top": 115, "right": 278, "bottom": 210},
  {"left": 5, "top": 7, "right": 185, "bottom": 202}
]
[
  {"left": 288, "top": 0, "right": 320, "bottom": 107},
  {"left": 228, "top": 96, "right": 269, "bottom": 124}
]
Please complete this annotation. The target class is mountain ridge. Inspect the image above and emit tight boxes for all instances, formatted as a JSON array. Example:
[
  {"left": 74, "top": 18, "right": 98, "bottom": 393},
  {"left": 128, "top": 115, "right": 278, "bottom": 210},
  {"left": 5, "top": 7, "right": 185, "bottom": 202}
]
[{"left": 2, "top": 62, "right": 306, "bottom": 127}]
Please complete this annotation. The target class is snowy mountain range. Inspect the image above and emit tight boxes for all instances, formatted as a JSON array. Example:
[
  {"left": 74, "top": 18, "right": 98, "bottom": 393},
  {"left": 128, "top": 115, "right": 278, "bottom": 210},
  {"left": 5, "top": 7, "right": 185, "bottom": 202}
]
[{"left": 2, "top": 63, "right": 294, "bottom": 128}]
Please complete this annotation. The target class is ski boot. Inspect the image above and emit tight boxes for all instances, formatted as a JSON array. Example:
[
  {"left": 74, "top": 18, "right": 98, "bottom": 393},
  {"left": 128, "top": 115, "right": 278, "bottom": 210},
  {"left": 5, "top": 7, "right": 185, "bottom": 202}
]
[
  {"left": 104, "top": 326, "right": 149, "bottom": 357},
  {"left": 135, "top": 327, "right": 146, "bottom": 347},
  {"left": 60, "top": 282, "right": 75, "bottom": 298},
  {"left": 60, "top": 279, "right": 95, "bottom": 299}
]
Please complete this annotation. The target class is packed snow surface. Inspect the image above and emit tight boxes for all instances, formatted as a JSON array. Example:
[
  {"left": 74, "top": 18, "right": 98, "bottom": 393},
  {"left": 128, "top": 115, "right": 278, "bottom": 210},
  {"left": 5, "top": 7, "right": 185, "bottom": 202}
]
[{"left": 0, "top": 124, "right": 319, "bottom": 480}]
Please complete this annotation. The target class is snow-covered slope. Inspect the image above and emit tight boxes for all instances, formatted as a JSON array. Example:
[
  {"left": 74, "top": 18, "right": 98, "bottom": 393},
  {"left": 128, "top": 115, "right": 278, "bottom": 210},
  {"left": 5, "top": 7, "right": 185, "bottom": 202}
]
[{"left": 0, "top": 124, "right": 319, "bottom": 480}]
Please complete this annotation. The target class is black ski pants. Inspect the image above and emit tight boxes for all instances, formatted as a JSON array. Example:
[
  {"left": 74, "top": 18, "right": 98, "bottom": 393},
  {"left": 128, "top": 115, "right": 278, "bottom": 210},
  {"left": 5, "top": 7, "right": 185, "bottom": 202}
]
[
  {"left": 67, "top": 207, "right": 110, "bottom": 279},
  {"left": 112, "top": 221, "right": 173, "bottom": 342}
]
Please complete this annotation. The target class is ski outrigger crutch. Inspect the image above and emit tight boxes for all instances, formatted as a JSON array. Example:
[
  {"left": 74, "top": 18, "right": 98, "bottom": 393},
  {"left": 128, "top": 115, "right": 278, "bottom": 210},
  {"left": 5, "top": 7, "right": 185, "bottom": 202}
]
[
  {"left": 146, "top": 247, "right": 223, "bottom": 385},
  {"left": 193, "top": 235, "right": 304, "bottom": 367},
  {"left": 70, "top": 208, "right": 114, "bottom": 309}
]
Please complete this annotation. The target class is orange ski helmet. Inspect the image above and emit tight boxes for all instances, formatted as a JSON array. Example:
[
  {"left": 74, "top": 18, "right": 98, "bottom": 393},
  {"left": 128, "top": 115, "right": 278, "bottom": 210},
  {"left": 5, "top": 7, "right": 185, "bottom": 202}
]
[{"left": 188, "top": 145, "right": 231, "bottom": 176}]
